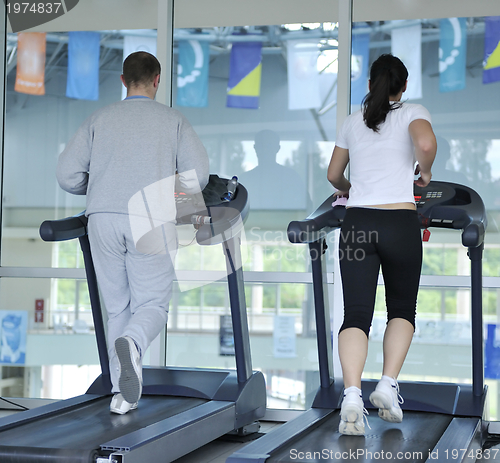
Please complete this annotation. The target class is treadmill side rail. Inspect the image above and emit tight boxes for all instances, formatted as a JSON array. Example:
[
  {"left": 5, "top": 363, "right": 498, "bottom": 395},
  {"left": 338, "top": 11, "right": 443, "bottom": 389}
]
[
  {"left": 0, "top": 394, "right": 102, "bottom": 433},
  {"left": 226, "top": 408, "right": 335, "bottom": 463},
  {"left": 103, "top": 402, "right": 235, "bottom": 462},
  {"left": 427, "top": 417, "right": 482, "bottom": 463}
]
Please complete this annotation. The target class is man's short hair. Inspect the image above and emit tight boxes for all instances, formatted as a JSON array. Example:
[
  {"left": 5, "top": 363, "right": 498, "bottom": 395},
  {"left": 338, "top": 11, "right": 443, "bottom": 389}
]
[{"left": 122, "top": 51, "right": 161, "bottom": 88}]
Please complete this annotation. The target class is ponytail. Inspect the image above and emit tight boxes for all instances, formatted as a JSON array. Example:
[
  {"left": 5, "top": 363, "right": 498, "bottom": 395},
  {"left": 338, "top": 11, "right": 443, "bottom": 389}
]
[{"left": 362, "top": 54, "right": 408, "bottom": 132}]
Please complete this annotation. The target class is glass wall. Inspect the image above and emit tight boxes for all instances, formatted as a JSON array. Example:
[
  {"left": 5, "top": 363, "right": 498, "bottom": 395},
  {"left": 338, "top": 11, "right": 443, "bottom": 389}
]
[
  {"left": 350, "top": 16, "right": 500, "bottom": 418},
  {"left": 0, "top": 21, "right": 339, "bottom": 407},
  {"left": 0, "top": 1, "right": 499, "bottom": 420},
  {"left": 166, "top": 23, "right": 340, "bottom": 409},
  {"left": 0, "top": 29, "right": 144, "bottom": 399}
]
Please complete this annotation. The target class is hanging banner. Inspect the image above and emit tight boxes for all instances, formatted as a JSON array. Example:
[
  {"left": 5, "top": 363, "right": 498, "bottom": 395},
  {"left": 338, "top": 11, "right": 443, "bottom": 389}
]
[
  {"left": 0, "top": 311, "right": 28, "bottom": 365},
  {"left": 485, "top": 324, "right": 500, "bottom": 379},
  {"left": 122, "top": 33, "right": 158, "bottom": 99},
  {"left": 177, "top": 40, "right": 209, "bottom": 108},
  {"left": 15, "top": 32, "right": 46, "bottom": 96},
  {"left": 66, "top": 31, "right": 101, "bottom": 101},
  {"left": 351, "top": 32, "right": 370, "bottom": 106},
  {"left": 227, "top": 41, "right": 262, "bottom": 109},
  {"left": 439, "top": 18, "right": 467, "bottom": 93},
  {"left": 483, "top": 16, "right": 500, "bottom": 85},
  {"left": 287, "top": 40, "right": 321, "bottom": 110},
  {"left": 391, "top": 22, "right": 422, "bottom": 100}
]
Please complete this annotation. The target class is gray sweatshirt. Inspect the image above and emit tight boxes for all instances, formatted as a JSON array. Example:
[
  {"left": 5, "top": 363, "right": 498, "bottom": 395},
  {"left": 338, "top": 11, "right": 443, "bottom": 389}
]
[{"left": 56, "top": 97, "right": 209, "bottom": 216}]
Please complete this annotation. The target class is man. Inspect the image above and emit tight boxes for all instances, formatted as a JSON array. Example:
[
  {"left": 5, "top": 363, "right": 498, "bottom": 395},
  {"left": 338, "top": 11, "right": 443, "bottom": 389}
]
[{"left": 57, "top": 51, "right": 209, "bottom": 414}]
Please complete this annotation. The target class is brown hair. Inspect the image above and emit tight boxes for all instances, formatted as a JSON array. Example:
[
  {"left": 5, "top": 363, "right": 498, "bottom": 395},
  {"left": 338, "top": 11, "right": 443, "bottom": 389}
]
[{"left": 122, "top": 51, "right": 161, "bottom": 88}]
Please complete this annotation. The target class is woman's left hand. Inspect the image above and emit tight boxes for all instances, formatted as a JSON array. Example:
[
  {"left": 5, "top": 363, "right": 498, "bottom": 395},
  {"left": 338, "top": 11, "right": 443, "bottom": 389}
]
[{"left": 333, "top": 190, "right": 349, "bottom": 199}]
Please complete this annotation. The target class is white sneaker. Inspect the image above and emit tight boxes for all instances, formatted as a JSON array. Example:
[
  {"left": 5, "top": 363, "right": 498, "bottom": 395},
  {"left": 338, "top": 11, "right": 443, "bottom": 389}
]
[
  {"left": 369, "top": 378, "right": 403, "bottom": 423},
  {"left": 110, "top": 393, "right": 138, "bottom": 415},
  {"left": 115, "top": 336, "right": 143, "bottom": 404},
  {"left": 339, "top": 388, "right": 369, "bottom": 436}
]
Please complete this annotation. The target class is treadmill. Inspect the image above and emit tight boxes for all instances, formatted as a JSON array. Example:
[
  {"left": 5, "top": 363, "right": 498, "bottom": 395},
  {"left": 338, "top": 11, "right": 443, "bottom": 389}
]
[
  {"left": 0, "top": 180, "right": 266, "bottom": 463},
  {"left": 228, "top": 181, "right": 488, "bottom": 463}
]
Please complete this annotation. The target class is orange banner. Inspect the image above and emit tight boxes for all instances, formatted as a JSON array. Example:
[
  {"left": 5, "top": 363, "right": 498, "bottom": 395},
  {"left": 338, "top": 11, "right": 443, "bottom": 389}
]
[{"left": 15, "top": 32, "right": 46, "bottom": 95}]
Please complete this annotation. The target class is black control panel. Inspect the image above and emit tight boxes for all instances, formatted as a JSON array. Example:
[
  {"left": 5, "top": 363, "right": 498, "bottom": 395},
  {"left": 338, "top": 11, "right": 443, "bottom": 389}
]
[
  {"left": 414, "top": 183, "right": 456, "bottom": 208},
  {"left": 414, "top": 181, "right": 486, "bottom": 247}
]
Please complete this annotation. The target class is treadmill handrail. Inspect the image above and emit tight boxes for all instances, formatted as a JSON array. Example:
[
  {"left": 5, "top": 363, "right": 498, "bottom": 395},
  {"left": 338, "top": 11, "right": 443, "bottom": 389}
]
[
  {"left": 39, "top": 212, "right": 88, "bottom": 242},
  {"left": 39, "top": 181, "right": 249, "bottom": 245},
  {"left": 287, "top": 181, "right": 487, "bottom": 247}
]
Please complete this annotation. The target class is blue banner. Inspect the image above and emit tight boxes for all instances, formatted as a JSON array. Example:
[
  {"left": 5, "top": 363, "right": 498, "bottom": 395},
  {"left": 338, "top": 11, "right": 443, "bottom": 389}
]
[
  {"left": 439, "top": 18, "right": 467, "bottom": 93},
  {"left": 483, "top": 16, "right": 500, "bottom": 85},
  {"left": 351, "top": 32, "right": 370, "bottom": 106},
  {"left": 0, "top": 311, "right": 27, "bottom": 365},
  {"left": 176, "top": 40, "right": 209, "bottom": 108},
  {"left": 227, "top": 41, "right": 262, "bottom": 109},
  {"left": 66, "top": 31, "right": 100, "bottom": 101},
  {"left": 485, "top": 324, "right": 500, "bottom": 379}
]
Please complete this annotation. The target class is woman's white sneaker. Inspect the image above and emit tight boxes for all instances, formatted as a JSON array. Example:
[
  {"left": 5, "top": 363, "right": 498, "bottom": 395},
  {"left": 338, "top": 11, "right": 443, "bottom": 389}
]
[
  {"left": 369, "top": 377, "right": 403, "bottom": 423},
  {"left": 339, "top": 387, "right": 370, "bottom": 436}
]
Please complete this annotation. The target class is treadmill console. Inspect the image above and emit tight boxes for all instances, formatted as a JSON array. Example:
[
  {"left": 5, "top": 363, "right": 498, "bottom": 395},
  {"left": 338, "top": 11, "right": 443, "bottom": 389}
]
[
  {"left": 414, "top": 182, "right": 457, "bottom": 209},
  {"left": 414, "top": 181, "right": 486, "bottom": 247}
]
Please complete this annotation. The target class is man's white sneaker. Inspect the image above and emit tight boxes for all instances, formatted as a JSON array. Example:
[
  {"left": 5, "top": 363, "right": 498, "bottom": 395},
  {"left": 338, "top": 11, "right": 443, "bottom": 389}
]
[
  {"left": 110, "top": 393, "right": 138, "bottom": 415},
  {"left": 339, "top": 388, "right": 369, "bottom": 436},
  {"left": 115, "top": 336, "right": 143, "bottom": 404},
  {"left": 369, "top": 378, "right": 403, "bottom": 423}
]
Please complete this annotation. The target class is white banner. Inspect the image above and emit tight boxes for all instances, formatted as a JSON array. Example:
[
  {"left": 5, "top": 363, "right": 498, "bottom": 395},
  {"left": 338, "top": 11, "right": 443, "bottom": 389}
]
[
  {"left": 391, "top": 22, "right": 422, "bottom": 100},
  {"left": 122, "top": 33, "right": 158, "bottom": 100},
  {"left": 287, "top": 40, "right": 321, "bottom": 110}
]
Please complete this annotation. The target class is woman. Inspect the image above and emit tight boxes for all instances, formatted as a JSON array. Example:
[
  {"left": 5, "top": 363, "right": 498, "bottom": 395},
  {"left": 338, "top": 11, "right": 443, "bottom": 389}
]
[{"left": 327, "top": 54, "right": 437, "bottom": 436}]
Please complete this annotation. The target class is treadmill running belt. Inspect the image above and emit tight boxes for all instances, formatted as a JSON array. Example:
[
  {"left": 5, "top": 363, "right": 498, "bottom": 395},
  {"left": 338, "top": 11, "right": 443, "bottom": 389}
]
[
  {"left": 270, "top": 411, "right": 452, "bottom": 462},
  {"left": 0, "top": 395, "right": 206, "bottom": 462}
]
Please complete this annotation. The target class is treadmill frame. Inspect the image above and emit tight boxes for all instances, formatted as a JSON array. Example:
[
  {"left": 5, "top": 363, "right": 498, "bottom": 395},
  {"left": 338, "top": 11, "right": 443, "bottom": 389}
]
[
  {"left": 0, "top": 182, "right": 266, "bottom": 463},
  {"left": 227, "top": 181, "right": 488, "bottom": 463}
]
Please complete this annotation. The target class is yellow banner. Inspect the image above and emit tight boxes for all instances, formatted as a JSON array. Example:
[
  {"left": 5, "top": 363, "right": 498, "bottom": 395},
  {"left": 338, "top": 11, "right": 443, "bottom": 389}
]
[{"left": 15, "top": 33, "right": 46, "bottom": 95}]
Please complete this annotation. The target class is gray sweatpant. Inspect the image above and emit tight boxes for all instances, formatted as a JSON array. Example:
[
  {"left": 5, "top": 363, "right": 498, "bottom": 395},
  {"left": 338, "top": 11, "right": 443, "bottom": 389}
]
[{"left": 88, "top": 212, "right": 176, "bottom": 393}]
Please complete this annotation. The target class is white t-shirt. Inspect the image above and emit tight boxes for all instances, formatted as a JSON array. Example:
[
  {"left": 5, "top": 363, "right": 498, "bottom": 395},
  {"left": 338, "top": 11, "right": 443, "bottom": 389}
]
[{"left": 335, "top": 102, "right": 432, "bottom": 207}]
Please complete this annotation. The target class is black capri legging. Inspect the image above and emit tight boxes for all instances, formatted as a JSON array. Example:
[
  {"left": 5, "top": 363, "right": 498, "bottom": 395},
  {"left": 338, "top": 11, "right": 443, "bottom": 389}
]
[{"left": 338, "top": 207, "right": 422, "bottom": 338}]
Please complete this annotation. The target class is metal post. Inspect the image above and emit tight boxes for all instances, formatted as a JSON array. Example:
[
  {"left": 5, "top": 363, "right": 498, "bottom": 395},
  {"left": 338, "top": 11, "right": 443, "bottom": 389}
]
[
  {"left": 78, "top": 235, "right": 112, "bottom": 391},
  {"left": 149, "top": 0, "right": 174, "bottom": 368},
  {"left": 309, "top": 240, "right": 334, "bottom": 388},
  {"left": 469, "top": 244, "right": 484, "bottom": 397},
  {"left": 336, "top": 0, "right": 353, "bottom": 131},
  {"left": 222, "top": 235, "right": 253, "bottom": 383},
  {"left": 0, "top": 4, "right": 7, "bottom": 253},
  {"left": 156, "top": 0, "right": 174, "bottom": 107}
]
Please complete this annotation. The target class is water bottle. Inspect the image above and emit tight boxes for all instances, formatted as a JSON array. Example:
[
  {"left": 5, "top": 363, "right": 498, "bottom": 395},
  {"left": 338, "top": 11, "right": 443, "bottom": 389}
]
[{"left": 223, "top": 176, "right": 238, "bottom": 202}]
